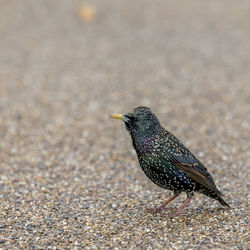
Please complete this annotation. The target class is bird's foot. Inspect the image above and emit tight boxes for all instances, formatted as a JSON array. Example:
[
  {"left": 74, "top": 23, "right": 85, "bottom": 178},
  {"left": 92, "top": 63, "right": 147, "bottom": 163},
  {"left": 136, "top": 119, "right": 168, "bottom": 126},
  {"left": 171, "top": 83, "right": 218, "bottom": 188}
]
[{"left": 167, "top": 197, "right": 191, "bottom": 217}]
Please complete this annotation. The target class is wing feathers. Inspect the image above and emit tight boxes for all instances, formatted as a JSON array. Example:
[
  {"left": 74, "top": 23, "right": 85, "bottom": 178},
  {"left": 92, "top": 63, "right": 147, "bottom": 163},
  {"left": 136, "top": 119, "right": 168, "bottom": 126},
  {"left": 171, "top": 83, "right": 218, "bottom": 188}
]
[{"left": 167, "top": 152, "right": 223, "bottom": 195}]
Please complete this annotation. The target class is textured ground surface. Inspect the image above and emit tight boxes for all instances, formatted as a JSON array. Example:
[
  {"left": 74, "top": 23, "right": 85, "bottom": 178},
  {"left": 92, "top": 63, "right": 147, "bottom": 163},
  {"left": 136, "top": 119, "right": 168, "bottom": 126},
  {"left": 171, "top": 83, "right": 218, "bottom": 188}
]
[{"left": 0, "top": 0, "right": 249, "bottom": 249}]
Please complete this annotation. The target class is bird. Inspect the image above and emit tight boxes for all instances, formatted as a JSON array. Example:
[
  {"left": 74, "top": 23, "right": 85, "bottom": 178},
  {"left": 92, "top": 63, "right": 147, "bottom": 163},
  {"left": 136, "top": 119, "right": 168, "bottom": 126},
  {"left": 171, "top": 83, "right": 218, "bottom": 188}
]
[{"left": 111, "top": 106, "right": 229, "bottom": 216}]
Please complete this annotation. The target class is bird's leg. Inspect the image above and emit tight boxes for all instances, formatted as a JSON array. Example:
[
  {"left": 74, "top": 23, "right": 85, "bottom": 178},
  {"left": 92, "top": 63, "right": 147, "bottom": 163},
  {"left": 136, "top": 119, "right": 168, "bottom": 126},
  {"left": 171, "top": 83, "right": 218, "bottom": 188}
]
[
  {"left": 169, "top": 193, "right": 193, "bottom": 217},
  {"left": 146, "top": 192, "right": 180, "bottom": 214}
]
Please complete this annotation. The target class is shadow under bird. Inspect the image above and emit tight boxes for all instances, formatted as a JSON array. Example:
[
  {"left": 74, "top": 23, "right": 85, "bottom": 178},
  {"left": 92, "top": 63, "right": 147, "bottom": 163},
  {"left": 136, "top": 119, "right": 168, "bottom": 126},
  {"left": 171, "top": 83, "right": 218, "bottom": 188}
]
[{"left": 111, "top": 106, "right": 229, "bottom": 217}]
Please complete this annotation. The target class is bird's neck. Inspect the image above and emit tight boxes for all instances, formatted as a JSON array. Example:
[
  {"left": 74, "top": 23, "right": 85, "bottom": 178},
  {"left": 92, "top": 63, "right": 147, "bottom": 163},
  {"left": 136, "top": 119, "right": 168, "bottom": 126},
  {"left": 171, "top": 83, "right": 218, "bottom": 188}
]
[{"left": 131, "top": 130, "right": 159, "bottom": 154}]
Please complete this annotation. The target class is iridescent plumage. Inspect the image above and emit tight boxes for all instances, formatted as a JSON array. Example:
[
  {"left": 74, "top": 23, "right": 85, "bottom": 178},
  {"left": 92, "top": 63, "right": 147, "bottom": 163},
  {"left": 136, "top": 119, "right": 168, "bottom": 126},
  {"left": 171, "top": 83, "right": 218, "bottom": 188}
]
[{"left": 111, "top": 106, "right": 229, "bottom": 216}]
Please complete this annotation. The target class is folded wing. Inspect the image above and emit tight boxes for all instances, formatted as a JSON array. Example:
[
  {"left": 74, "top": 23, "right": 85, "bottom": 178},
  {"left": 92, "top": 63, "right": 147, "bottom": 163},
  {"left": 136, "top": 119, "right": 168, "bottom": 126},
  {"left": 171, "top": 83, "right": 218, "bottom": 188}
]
[{"left": 166, "top": 148, "right": 223, "bottom": 195}]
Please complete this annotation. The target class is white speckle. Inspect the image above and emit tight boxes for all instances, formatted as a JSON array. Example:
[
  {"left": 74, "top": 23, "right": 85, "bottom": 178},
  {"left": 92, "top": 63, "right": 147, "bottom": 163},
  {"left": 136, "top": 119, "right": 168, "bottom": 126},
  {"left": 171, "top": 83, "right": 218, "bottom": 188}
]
[{"left": 222, "top": 155, "right": 228, "bottom": 161}]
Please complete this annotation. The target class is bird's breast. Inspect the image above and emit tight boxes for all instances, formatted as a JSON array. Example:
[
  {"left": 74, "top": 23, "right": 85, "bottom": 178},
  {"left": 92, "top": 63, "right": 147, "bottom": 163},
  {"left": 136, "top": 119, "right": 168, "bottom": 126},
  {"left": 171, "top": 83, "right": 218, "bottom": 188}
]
[{"left": 138, "top": 154, "right": 195, "bottom": 192}]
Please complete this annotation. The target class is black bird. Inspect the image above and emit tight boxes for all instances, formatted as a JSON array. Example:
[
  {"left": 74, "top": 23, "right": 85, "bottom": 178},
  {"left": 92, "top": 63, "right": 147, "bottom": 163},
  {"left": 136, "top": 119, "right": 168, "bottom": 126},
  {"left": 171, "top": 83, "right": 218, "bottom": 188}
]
[{"left": 111, "top": 106, "right": 229, "bottom": 216}]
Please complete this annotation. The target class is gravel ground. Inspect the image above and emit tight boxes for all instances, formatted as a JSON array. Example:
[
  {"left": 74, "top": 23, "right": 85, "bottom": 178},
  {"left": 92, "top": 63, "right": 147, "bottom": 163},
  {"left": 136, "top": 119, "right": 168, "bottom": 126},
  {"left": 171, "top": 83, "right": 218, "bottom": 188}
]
[{"left": 0, "top": 0, "right": 249, "bottom": 249}]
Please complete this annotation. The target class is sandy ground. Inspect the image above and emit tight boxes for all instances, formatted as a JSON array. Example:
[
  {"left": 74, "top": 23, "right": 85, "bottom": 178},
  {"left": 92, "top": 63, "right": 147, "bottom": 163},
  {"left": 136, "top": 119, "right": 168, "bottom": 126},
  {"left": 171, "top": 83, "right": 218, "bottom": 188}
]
[{"left": 0, "top": 0, "right": 249, "bottom": 248}]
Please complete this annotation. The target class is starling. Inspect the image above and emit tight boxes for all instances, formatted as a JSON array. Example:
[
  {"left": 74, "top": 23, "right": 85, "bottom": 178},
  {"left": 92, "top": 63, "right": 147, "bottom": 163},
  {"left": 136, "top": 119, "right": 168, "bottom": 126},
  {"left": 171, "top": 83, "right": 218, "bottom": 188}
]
[{"left": 111, "top": 106, "right": 229, "bottom": 216}]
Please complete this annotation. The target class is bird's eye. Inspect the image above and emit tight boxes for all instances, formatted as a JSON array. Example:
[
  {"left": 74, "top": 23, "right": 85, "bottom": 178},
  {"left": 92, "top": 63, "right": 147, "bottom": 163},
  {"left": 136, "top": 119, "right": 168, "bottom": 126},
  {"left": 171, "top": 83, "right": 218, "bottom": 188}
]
[
  {"left": 130, "top": 116, "right": 139, "bottom": 124},
  {"left": 124, "top": 114, "right": 137, "bottom": 123}
]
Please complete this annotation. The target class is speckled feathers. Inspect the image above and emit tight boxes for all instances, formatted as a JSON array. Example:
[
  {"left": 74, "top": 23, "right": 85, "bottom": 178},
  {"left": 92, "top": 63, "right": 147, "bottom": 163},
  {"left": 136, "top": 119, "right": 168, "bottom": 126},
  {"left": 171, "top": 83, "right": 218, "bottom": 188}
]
[{"left": 116, "top": 106, "right": 229, "bottom": 208}]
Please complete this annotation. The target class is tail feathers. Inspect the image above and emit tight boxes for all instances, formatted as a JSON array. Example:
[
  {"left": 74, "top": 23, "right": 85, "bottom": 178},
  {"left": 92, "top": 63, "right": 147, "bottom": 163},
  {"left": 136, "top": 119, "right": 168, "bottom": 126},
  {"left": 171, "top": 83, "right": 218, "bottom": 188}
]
[{"left": 218, "top": 196, "right": 230, "bottom": 207}]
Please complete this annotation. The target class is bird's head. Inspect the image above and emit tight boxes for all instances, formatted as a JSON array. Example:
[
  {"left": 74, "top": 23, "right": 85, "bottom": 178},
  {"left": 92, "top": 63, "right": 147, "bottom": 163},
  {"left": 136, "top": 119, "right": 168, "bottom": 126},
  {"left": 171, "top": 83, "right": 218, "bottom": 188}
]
[{"left": 111, "top": 106, "right": 161, "bottom": 139}]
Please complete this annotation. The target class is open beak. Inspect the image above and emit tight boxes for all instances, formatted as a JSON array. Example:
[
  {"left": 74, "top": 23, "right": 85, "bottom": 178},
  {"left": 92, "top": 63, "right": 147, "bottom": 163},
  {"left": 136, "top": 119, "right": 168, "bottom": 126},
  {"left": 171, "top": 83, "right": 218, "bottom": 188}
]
[{"left": 110, "top": 114, "right": 124, "bottom": 120}]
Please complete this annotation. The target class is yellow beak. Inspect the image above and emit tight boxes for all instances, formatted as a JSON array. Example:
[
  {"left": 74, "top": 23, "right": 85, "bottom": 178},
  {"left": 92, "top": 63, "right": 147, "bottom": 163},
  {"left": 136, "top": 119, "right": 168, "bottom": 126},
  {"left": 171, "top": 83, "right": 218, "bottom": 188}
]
[{"left": 110, "top": 114, "right": 124, "bottom": 120}]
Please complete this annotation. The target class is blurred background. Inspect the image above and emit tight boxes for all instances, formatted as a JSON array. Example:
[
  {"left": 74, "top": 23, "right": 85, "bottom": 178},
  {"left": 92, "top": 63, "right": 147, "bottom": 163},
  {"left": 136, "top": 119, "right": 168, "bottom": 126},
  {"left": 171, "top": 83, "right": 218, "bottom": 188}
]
[{"left": 0, "top": 0, "right": 249, "bottom": 248}]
